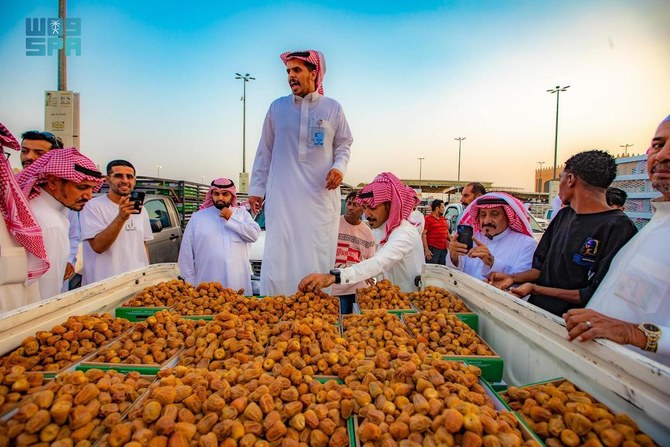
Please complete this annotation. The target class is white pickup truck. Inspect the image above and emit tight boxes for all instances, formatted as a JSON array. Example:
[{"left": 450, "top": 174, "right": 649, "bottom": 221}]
[{"left": 0, "top": 264, "right": 667, "bottom": 441}]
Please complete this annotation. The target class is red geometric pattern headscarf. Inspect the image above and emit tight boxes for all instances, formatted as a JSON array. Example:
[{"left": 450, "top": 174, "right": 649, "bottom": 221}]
[
  {"left": 199, "top": 178, "right": 238, "bottom": 210},
  {"left": 280, "top": 50, "right": 326, "bottom": 95},
  {"left": 0, "top": 123, "right": 49, "bottom": 280},
  {"left": 357, "top": 172, "right": 419, "bottom": 244},
  {"left": 17, "top": 147, "right": 103, "bottom": 201},
  {"left": 459, "top": 192, "right": 533, "bottom": 238}
]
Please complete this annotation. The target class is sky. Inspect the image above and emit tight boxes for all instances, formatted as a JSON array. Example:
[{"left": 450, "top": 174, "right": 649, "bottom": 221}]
[{"left": 1, "top": 0, "right": 669, "bottom": 192}]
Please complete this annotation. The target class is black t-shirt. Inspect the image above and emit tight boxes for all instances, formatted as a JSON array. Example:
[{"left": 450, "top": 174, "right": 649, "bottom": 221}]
[{"left": 528, "top": 206, "right": 637, "bottom": 316}]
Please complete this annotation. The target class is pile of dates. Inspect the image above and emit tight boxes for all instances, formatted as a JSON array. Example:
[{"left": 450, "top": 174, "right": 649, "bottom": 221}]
[
  {"left": 346, "top": 354, "right": 536, "bottom": 447},
  {"left": 124, "top": 280, "right": 197, "bottom": 307},
  {"left": 0, "top": 366, "right": 46, "bottom": 414},
  {"left": 0, "top": 314, "right": 132, "bottom": 372},
  {"left": 103, "top": 362, "right": 352, "bottom": 447},
  {"left": 0, "top": 369, "right": 152, "bottom": 446},
  {"left": 265, "top": 317, "right": 356, "bottom": 377},
  {"left": 283, "top": 291, "right": 340, "bottom": 324},
  {"left": 86, "top": 311, "right": 195, "bottom": 366},
  {"left": 403, "top": 312, "right": 494, "bottom": 356},
  {"left": 503, "top": 380, "right": 658, "bottom": 447},
  {"left": 408, "top": 286, "right": 470, "bottom": 313},
  {"left": 342, "top": 311, "right": 430, "bottom": 359},
  {"left": 179, "top": 313, "right": 269, "bottom": 370},
  {"left": 357, "top": 280, "right": 412, "bottom": 311}
]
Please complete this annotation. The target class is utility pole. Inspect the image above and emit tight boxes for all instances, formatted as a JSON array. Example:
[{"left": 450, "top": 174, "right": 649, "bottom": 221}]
[
  {"left": 58, "top": 0, "right": 67, "bottom": 90},
  {"left": 156, "top": 165, "right": 162, "bottom": 178},
  {"left": 455, "top": 137, "right": 466, "bottom": 186},
  {"left": 620, "top": 143, "right": 634, "bottom": 156},
  {"left": 417, "top": 157, "right": 425, "bottom": 192},
  {"left": 547, "top": 85, "right": 570, "bottom": 179},
  {"left": 235, "top": 73, "right": 255, "bottom": 173}
]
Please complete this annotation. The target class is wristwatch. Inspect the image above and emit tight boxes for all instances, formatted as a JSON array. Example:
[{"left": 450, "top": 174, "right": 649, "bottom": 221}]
[
  {"left": 637, "top": 323, "right": 661, "bottom": 353},
  {"left": 329, "top": 269, "right": 342, "bottom": 284}
]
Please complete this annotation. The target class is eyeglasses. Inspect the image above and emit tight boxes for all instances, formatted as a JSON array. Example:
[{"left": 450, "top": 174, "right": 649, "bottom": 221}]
[{"left": 25, "top": 130, "right": 63, "bottom": 149}]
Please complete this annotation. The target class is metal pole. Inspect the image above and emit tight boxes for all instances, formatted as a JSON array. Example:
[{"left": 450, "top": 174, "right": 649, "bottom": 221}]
[
  {"left": 553, "top": 92, "right": 560, "bottom": 179},
  {"left": 235, "top": 73, "right": 255, "bottom": 174},
  {"left": 242, "top": 80, "right": 248, "bottom": 173},
  {"left": 547, "top": 85, "right": 569, "bottom": 180},
  {"left": 620, "top": 144, "right": 633, "bottom": 156},
  {"left": 417, "top": 157, "right": 425, "bottom": 191},
  {"left": 58, "top": 0, "right": 67, "bottom": 90},
  {"left": 455, "top": 137, "right": 466, "bottom": 186},
  {"left": 156, "top": 165, "right": 161, "bottom": 177}
]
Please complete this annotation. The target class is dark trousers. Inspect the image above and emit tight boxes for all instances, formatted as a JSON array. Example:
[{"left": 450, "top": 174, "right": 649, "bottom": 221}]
[
  {"left": 426, "top": 246, "right": 447, "bottom": 265},
  {"left": 338, "top": 294, "right": 355, "bottom": 314}
]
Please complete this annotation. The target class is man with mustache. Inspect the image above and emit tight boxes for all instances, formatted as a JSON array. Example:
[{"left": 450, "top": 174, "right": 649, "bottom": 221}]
[
  {"left": 16, "top": 147, "right": 103, "bottom": 299},
  {"left": 79, "top": 160, "right": 153, "bottom": 285},
  {"left": 423, "top": 199, "right": 449, "bottom": 265},
  {"left": 19, "top": 130, "right": 79, "bottom": 288},
  {"left": 564, "top": 115, "right": 670, "bottom": 365},
  {"left": 249, "top": 50, "right": 353, "bottom": 295},
  {"left": 299, "top": 172, "right": 424, "bottom": 294},
  {"left": 489, "top": 150, "right": 638, "bottom": 316},
  {"left": 447, "top": 192, "right": 537, "bottom": 281},
  {"left": 178, "top": 178, "right": 261, "bottom": 292}
]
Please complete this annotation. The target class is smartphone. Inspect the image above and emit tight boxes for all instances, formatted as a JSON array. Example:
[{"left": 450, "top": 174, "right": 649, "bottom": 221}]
[
  {"left": 457, "top": 224, "right": 474, "bottom": 251},
  {"left": 130, "top": 191, "right": 145, "bottom": 211}
]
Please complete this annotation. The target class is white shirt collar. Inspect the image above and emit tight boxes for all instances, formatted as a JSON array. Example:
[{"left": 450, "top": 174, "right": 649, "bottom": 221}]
[{"left": 292, "top": 91, "right": 321, "bottom": 104}]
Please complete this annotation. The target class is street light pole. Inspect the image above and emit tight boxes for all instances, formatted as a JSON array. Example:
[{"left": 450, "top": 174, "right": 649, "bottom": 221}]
[
  {"left": 417, "top": 157, "right": 425, "bottom": 191},
  {"left": 547, "top": 85, "right": 570, "bottom": 180},
  {"left": 156, "top": 165, "right": 162, "bottom": 178},
  {"left": 454, "top": 137, "right": 466, "bottom": 186},
  {"left": 235, "top": 73, "right": 255, "bottom": 173},
  {"left": 620, "top": 143, "right": 634, "bottom": 156}
]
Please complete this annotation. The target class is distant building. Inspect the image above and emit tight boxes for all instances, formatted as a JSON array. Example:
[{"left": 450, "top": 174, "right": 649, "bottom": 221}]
[{"left": 534, "top": 165, "right": 564, "bottom": 193}]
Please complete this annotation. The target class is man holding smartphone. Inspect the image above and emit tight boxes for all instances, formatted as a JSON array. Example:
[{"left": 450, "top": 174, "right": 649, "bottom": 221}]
[
  {"left": 79, "top": 160, "right": 153, "bottom": 285},
  {"left": 447, "top": 192, "right": 537, "bottom": 281}
]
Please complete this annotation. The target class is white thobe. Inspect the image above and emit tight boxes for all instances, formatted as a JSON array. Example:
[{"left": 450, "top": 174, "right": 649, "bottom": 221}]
[
  {"left": 0, "top": 213, "right": 40, "bottom": 312},
  {"left": 80, "top": 195, "right": 153, "bottom": 285},
  {"left": 29, "top": 191, "right": 69, "bottom": 300},
  {"left": 587, "top": 200, "right": 670, "bottom": 365},
  {"left": 178, "top": 206, "right": 261, "bottom": 293},
  {"left": 250, "top": 92, "right": 353, "bottom": 295},
  {"left": 446, "top": 228, "right": 537, "bottom": 281},
  {"left": 340, "top": 220, "right": 424, "bottom": 293}
]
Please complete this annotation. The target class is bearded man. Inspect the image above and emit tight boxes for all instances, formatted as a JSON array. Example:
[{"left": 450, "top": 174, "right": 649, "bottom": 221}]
[
  {"left": 447, "top": 192, "right": 537, "bottom": 281},
  {"left": 178, "top": 178, "right": 261, "bottom": 292}
]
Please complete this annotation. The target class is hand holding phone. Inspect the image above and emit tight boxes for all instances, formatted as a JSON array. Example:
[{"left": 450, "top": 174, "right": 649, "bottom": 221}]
[
  {"left": 130, "top": 191, "right": 145, "bottom": 212},
  {"left": 457, "top": 224, "right": 474, "bottom": 251}
]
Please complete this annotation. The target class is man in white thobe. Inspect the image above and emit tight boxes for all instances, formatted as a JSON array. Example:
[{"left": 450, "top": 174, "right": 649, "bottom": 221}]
[
  {"left": 249, "top": 49, "right": 353, "bottom": 295},
  {"left": 447, "top": 192, "right": 537, "bottom": 282},
  {"left": 0, "top": 123, "right": 47, "bottom": 311},
  {"left": 299, "top": 173, "right": 424, "bottom": 294},
  {"left": 16, "top": 147, "right": 103, "bottom": 300},
  {"left": 178, "top": 178, "right": 261, "bottom": 293}
]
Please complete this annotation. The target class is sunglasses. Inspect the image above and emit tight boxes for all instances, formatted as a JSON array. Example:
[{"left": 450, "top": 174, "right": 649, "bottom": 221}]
[{"left": 25, "top": 130, "right": 63, "bottom": 149}]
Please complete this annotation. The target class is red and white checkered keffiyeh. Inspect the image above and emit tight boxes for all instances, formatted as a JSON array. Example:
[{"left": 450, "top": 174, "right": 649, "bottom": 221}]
[
  {"left": 357, "top": 172, "right": 419, "bottom": 244},
  {"left": 280, "top": 50, "right": 326, "bottom": 95},
  {"left": 199, "top": 178, "right": 238, "bottom": 210},
  {"left": 459, "top": 192, "right": 533, "bottom": 237},
  {"left": 0, "top": 123, "right": 49, "bottom": 280},
  {"left": 17, "top": 147, "right": 103, "bottom": 201}
]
